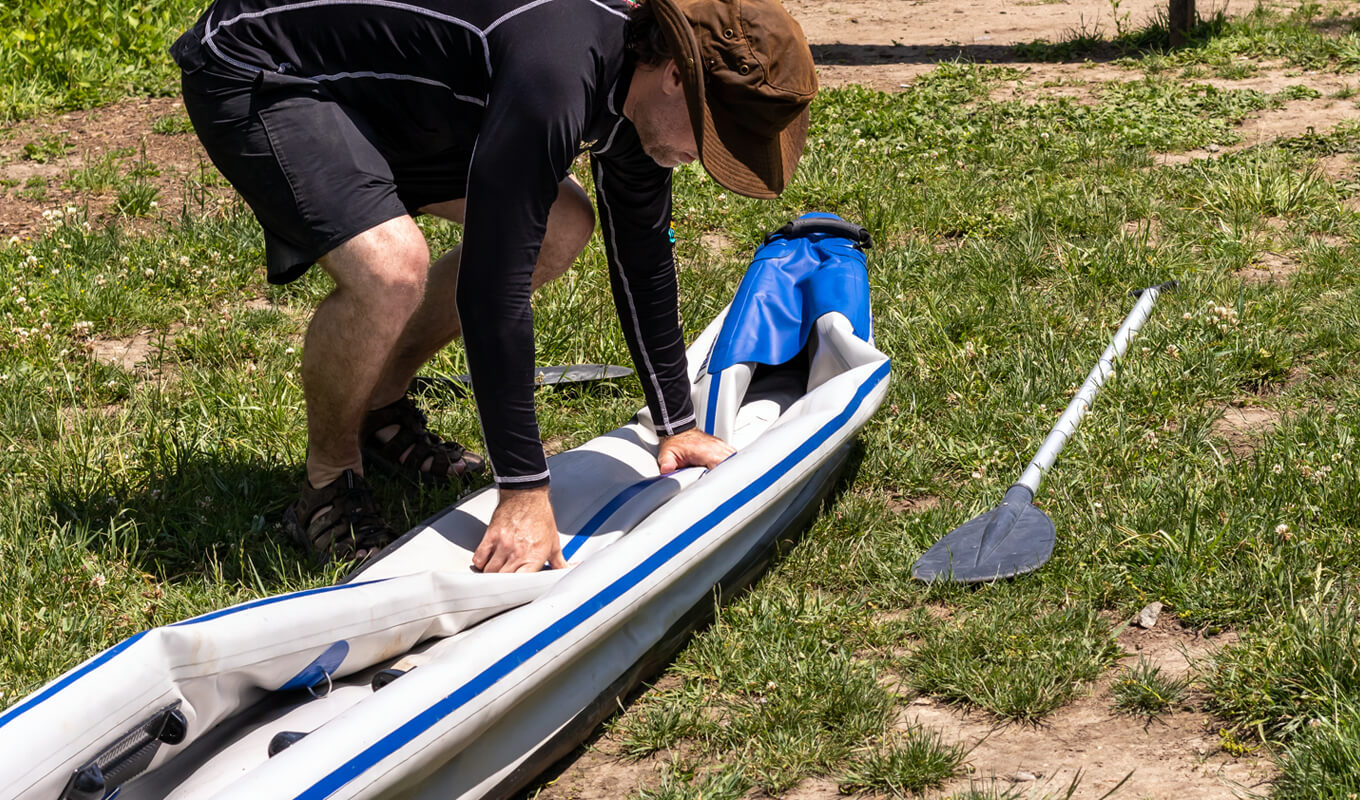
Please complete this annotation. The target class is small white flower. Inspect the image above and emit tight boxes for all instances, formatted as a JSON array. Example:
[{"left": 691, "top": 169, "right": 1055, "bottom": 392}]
[
  {"left": 144, "top": 268, "right": 155, "bottom": 278},
  {"left": 91, "top": 573, "right": 107, "bottom": 588},
  {"left": 1272, "top": 463, "right": 1284, "bottom": 474},
  {"left": 284, "top": 347, "right": 295, "bottom": 355}
]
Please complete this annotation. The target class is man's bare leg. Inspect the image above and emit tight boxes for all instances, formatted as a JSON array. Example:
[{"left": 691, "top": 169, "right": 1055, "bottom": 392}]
[
  {"left": 303, "top": 215, "right": 431, "bottom": 488},
  {"left": 367, "top": 177, "right": 596, "bottom": 409}
]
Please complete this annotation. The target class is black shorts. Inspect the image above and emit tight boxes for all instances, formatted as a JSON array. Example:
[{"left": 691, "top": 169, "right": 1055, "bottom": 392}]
[{"left": 173, "top": 31, "right": 471, "bottom": 284}]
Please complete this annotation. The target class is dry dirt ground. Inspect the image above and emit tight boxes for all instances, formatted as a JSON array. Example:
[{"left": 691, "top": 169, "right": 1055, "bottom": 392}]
[{"left": 4, "top": 0, "right": 1343, "bottom": 796}]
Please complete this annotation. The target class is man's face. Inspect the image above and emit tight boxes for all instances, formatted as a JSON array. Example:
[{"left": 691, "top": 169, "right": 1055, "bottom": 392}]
[{"left": 631, "top": 63, "right": 699, "bottom": 169}]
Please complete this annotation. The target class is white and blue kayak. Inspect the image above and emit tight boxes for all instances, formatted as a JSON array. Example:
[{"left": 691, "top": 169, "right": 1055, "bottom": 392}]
[{"left": 0, "top": 214, "right": 890, "bottom": 800}]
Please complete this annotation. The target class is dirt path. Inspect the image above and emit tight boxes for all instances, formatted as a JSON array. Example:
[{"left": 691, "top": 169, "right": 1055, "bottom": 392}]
[{"left": 786, "top": 0, "right": 1180, "bottom": 90}]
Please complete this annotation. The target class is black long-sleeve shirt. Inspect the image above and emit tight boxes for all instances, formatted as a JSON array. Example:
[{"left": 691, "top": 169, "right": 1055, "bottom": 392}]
[{"left": 197, "top": 0, "right": 696, "bottom": 486}]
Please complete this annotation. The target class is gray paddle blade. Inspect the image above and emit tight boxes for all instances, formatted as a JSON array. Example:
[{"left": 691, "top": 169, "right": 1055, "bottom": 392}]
[
  {"left": 911, "top": 485, "right": 1056, "bottom": 584},
  {"left": 530, "top": 364, "right": 633, "bottom": 385},
  {"left": 412, "top": 364, "right": 633, "bottom": 398}
]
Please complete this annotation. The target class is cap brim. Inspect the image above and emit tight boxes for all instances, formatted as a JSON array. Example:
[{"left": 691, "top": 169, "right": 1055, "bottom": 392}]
[{"left": 648, "top": 0, "right": 808, "bottom": 199}]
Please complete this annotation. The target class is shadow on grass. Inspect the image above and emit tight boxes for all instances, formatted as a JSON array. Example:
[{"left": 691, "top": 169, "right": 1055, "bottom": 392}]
[
  {"left": 42, "top": 444, "right": 302, "bottom": 584},
  {"left": 810, "top": 11, "right": 1231, "bottom": 68},
  {"left": 43, "top": 439, "right": 483, "bottom": 589}
]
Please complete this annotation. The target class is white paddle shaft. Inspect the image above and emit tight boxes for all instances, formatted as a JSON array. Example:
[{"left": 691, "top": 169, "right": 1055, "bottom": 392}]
[{"left": 1015, "top": 284, "right": 1170, "bottom": 494}]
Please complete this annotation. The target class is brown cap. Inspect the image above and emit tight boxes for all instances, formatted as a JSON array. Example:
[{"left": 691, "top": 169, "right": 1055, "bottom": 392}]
[{"left": 648, "top": 0, "right": 817, "bottom": 199}]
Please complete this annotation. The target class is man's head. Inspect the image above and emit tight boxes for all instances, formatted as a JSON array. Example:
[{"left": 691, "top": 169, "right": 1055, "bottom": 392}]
[{"left": 624, "top": 0, "right": 817, "bottom": 199}]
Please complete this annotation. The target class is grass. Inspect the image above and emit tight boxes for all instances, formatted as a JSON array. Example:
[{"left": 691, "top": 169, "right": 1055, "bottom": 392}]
[
  {"left": 4, "top": 0, "right": 1360, "bottom": 796},
  {"left": 0, "top": 0, "right": 200, "bottom": 120},
  {"left": 1110, "top": 657, "right": 1192, "bottom": 718},
  {"left": 837, "top": 728, "right": 968, "bottom": 797}
]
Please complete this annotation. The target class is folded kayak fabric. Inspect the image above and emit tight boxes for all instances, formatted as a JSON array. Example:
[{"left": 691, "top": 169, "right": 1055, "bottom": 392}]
[{"left": 0, "top": 213, "right": 891, "bottom": 800}]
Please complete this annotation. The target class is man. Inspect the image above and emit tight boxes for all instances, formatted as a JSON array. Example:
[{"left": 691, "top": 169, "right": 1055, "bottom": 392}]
[{"left": 171, "top": 0, "right": 817, "bottom": 571}]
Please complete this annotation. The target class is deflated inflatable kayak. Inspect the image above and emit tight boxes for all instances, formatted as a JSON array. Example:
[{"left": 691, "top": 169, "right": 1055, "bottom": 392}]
[{"left": 0, "top": 213, "right": 890, "bottom": 800}]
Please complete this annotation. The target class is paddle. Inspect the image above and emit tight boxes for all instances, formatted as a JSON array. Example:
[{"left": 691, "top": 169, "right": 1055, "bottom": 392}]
[
  {"left": 410, "top": 364, "right": 633, "bottom": 399},
  {"left": 912, "top": 282, "right": 1177, "bottom": 584}
]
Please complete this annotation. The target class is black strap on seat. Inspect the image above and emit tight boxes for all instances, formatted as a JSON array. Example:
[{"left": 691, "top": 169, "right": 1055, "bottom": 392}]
[{"left": 763, "top": 217, "right": 873, "bottom": 249}]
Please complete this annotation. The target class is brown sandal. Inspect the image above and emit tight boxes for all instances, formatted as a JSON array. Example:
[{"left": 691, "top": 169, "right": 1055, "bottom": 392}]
[
  {"left": 283, "top": 470, "right": 396, "bottom": 564},
  {"left": 361, "top": 395, "right": 485, "bottom": 486}
]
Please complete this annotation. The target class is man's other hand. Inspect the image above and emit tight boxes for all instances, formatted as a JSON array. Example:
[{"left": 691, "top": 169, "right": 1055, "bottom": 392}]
[
  {"left": 473, "top": 486, "right": 567, "bottom": 573},
  {"left": 657, "top": 429, "right": 735, "bottom": 474}
]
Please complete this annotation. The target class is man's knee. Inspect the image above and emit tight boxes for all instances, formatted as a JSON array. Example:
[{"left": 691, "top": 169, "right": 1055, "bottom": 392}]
[
  {"left": 537, "top": 179, "right": 595, "bottom": 287},
  {"left": 322, "top": 217, "right": 430, "bottom": 306},
  {"left": 554, "top": 178, "right": 595, "bottom": 251}
]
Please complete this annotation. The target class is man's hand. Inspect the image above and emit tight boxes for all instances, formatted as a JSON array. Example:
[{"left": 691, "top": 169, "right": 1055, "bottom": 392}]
[
  {"left": 657, "top": 429, "right": 735, "bottom": 474},
  {"left": 472, "top": 486, "right": 567, "bottom": 573}
]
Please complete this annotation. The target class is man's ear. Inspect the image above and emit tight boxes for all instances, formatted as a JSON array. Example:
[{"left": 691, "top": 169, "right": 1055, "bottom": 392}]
[{"left": 662, "top": 59, "right": 685, "bottom": 95}]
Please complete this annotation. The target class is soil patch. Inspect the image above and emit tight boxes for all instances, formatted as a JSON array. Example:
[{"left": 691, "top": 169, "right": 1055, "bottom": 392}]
[
  {"left": 0, "top": 96, "right": 230, "bottom": 241},
  {"left": 889, "top": 494, "right": 944, "bottom": 514},
  {"left": 1210, "top": 404, "right": 1282, "bottom": 457},
  {"left": 88, "top": 330, "right": 164, "bottom": 373},
  {"left": 1237, "top": 250, "right": 1300, "bottom": 285},
  {"left": 699, "top": 231, "right": 738, "bottom": 257},
  {"left": 887, "top": 621, "right": 1273, "bottom": 800}
]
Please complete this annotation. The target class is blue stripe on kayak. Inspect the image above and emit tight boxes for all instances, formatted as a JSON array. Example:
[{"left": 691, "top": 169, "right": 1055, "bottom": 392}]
[
  {"left": 296, "top": 359, "right": 890, "bottom": 800},
  {"left": 703, "top": 370, "right": 721, "bottom": 435},
  {"left": 562, "top": 476, "right": 668, "bottom": 561},
  {"left": 0, "top": 631, "right": 148, "bottom": 731},
  {"left": 0, "top": 579, "right": 389, "bottom": 731}
]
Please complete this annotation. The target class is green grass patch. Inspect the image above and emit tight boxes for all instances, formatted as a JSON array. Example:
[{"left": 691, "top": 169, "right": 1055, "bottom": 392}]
[
  {"left": 0, "top": 0, "right": 201, "bottom": 120},
  {"left": 1274, "top": 701, "right": 1360, "bottom": 799},
  {"left": 837, "top": 727, "right": 967, "bottom": 796},
  {"left": 1110, "top": 657, "right": 1192, "bottom": 718},
  {"left": 902, "top": 600, "right": 1123, "bottom": 720}
]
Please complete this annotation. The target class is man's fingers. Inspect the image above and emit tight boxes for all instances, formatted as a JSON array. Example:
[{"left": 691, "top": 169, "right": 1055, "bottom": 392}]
[
  {"left": 482, "top": 545, "right": 511, "bottom": 574},
  {"left": 471, "top": 539, "right": 492, "bottom": 571},
  {"left": 549, "top": 548, "right": 568, "bottom": 569}
]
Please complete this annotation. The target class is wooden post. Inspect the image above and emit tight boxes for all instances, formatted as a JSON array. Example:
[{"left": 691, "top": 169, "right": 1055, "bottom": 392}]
[{"left": 1169, "top": 0, "right": 1195, "bottom": 46}]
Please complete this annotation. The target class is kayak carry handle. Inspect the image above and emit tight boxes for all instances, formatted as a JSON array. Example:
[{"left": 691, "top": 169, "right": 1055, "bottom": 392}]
[
  {"left": 764, "top": 217, "right": 873, "bottom": 249},
  {"left": 60, "top": 704, "right": 188, "bottom": 800}
]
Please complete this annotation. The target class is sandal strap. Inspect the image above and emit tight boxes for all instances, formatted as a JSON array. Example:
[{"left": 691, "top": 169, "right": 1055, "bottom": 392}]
[
  {"left": 289, "top": 470, "right": 394, "bottom": 562},
  {"left": 361, "top": 396, "right": 482, "bottom": 484}
]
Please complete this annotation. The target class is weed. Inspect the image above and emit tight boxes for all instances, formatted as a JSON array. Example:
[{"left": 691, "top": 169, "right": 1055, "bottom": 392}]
[
  {"left": 151, "top": 112, "right": 195, "bottom": 135},
  {"left": 17, "top": 176, "right": 49, "bottom": 202},
  {"left": 630, "top": 766, "right": 748, "bottom": 800},
  {"left": 65, "top": 152, "right": 123, "bottom": 193},
  {"left": 1206, "top": 590, "right": 1360, "bottom": 742},
  {"left": 22, "top": 134, "right": 70, "bottom": 163},
  {"left": 612, "top": 699, "right": 704, "bottom": 760},
  {"left": 838, "top": 727, "right": 967, "bottom": 796},
  {"left": 114, "top": 178, "right": 160, "bottom": 217},
  {"left": 1110, "top": 657, "right": 1191, "bottom": 718},
  {"left": 0, "top": 0, "right": 203, "bottom": 120}
]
